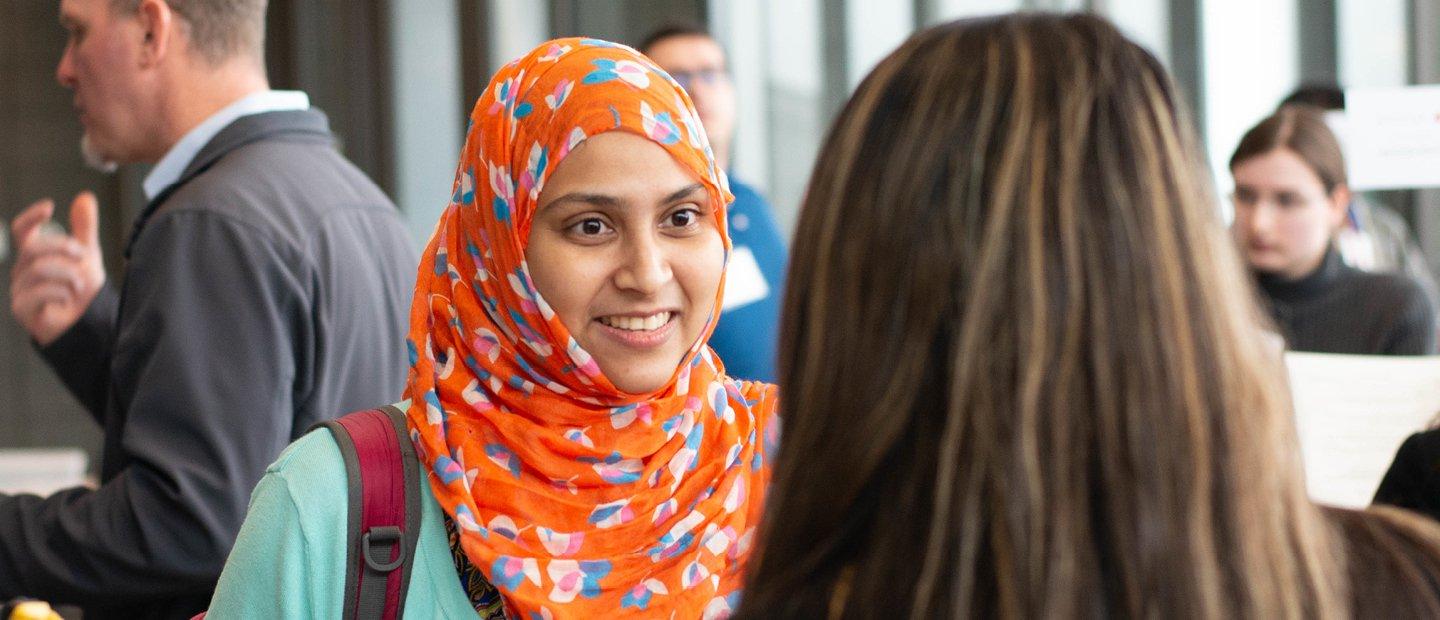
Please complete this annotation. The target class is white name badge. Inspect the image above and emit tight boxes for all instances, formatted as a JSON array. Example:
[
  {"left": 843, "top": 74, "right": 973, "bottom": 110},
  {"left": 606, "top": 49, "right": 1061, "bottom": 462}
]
[{"left": 721, "top": 246, "right": 771, "bottom": 311}]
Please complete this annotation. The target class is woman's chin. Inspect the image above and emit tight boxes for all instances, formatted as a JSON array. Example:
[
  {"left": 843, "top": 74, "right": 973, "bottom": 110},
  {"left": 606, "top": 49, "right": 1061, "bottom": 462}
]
[
  {"left": 609, "top": 375, "right": 672, "bottom": 395},
  {"left": 593, "top": 355, "right": 686, "bottom": 395},
  {"left": 582, "top": 320, "right": 696, "bottom": 394}
]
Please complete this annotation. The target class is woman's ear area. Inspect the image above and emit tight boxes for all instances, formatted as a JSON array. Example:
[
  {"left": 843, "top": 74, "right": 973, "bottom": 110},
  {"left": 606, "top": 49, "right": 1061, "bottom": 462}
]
[{"left": 1329, "top": 183, "right": 1353, "bottom": 228}]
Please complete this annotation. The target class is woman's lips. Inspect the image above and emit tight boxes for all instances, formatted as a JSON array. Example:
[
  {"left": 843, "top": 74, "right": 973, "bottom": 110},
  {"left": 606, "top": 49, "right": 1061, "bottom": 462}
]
[{"left": 594, "top": 311, "right": 678, "bottom": 349}]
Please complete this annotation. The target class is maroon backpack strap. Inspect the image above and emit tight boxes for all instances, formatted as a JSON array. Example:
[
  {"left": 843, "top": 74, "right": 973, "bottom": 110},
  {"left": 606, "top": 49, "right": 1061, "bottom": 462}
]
[{"left": 315, "top": 405, "right": 422, "bottom": 620}]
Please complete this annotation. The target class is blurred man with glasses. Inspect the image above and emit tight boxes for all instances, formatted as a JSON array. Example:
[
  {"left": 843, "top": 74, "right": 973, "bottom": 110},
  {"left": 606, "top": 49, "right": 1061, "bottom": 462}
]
[{"left": 641, "top": 24, "right": 788, "bottom": 384}]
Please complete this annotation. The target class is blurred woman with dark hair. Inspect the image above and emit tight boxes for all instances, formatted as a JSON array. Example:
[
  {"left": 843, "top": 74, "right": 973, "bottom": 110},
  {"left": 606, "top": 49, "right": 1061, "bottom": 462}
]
[
  {"left": 736, "top": 13, "right": 1440, "bottom": 619},
  {"left": 1230, "top": 106, "right": 1435, "bottom": 354}
]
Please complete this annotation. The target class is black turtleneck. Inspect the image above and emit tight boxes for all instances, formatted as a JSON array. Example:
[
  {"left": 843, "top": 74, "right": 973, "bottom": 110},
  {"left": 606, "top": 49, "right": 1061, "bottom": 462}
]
[{"left": 1254, "top": 247, "right": 1436, "bottom": 355}]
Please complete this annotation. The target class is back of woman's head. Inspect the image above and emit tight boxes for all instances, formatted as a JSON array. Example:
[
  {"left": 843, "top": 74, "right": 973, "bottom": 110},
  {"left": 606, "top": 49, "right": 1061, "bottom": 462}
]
[
  {"left": 1230, "top": 105, "right": 1348, "bottom": 193},
  {"left": 738, "top": 13, "right": 1345, "bottom": 618}
]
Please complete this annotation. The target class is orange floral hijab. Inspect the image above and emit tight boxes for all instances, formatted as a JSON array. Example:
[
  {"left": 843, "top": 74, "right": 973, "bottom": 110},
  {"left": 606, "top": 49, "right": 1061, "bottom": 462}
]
[{"left": 403, "top": 38, "right": 779, "bottom": 618}]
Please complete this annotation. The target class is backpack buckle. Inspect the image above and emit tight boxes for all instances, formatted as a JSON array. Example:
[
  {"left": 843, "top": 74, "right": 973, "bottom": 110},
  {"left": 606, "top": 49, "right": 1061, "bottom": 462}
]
[{"left": 362, "top": 526, "right": 405, "bottom": 572}]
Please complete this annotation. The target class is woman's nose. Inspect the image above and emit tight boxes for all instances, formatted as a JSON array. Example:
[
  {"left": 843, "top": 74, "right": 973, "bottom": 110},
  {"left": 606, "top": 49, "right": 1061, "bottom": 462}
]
[
  {"left": 1248, "top": 205, "right": 1279, "bottom": 235},
  {"left": 613, "top": 234, "right": 672, "bottom": 294}
]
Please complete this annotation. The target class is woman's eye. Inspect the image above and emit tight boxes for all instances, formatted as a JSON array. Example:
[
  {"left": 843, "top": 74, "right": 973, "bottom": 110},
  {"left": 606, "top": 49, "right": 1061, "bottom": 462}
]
[
  {"left": 569, "top": 217, "right": 611, "bottom": 237},
  {"left": 666, "top": 209, "right": 700, "bottom": 228}
]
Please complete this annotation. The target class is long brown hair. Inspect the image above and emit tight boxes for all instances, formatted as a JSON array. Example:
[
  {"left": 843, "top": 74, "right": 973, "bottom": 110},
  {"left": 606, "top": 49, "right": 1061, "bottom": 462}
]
[
  {"left": 738, "top": 13, "right": 1440, "bottom": 619},
  {"left": 1229, "top": 105, "right": 1348, "bottom": 193}
]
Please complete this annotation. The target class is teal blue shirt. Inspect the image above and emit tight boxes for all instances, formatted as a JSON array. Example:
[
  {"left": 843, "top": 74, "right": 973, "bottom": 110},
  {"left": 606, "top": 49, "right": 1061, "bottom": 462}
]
[{"left": 206, "top": 406, "right": 478, "bottom": 618}]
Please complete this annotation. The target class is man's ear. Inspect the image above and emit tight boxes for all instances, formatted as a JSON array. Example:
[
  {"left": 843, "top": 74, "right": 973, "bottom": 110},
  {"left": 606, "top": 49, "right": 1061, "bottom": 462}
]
[{"left": 135, "top": 0, "right": 175, "bottom": 68}]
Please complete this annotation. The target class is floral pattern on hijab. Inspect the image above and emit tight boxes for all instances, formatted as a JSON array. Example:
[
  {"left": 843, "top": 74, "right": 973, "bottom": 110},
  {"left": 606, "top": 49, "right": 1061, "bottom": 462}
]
[{"left": 403, "top": 38, "right": 780, "bottom": 619}]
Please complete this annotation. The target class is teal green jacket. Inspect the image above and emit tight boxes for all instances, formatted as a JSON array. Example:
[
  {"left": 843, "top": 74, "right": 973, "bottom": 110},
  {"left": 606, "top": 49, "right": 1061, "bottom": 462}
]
[{"left": 206, "top": 406, "right": 478, "bottom": 618}]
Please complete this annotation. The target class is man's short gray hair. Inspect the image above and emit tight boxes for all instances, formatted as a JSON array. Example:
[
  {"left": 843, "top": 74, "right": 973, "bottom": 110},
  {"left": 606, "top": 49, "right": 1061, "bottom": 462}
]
[{"left": 111, "top": 0, "right": 267, "bottom": 66}]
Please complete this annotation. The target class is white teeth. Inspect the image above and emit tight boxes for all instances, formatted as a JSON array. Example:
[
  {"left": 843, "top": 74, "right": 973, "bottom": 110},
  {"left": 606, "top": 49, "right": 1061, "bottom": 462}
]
[{"left": 600, "top": 312, "right": 671, "bottom": 331}]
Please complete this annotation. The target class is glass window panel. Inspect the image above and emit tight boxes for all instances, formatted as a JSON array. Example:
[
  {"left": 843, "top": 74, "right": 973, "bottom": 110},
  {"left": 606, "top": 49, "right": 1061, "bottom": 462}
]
[
  {"left": 390, "top": 1, "right": 464, "bottom": 247},
  {"left": 1202, "top": 0, "right": 1299, "bottom": 207},
  {"left": 1338, "top": 0, "right": 1408, "bottom": 88},
  {"left": 928, "top": 0, "right": 1025, "bottom": 22}
]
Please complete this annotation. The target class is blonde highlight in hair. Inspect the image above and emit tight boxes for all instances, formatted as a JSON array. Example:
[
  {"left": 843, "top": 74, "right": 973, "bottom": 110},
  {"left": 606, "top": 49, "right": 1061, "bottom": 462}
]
[{"left": 736, "top": 13, "right": 1365, "bottom": 618}]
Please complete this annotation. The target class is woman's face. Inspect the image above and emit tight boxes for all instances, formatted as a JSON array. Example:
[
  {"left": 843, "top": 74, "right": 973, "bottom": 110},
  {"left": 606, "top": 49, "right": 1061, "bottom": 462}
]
[
  {"left": 527, "top": 131, "right": 724, "bottom": 394},
  {"left": 1230, "top": 148, "right": 1349, "bottom": 280}
]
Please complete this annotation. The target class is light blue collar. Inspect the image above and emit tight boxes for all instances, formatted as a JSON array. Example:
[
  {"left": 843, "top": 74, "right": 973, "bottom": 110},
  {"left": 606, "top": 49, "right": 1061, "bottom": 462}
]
[{"left": 142, "top": 90, "right": 310, "bottom": 201}]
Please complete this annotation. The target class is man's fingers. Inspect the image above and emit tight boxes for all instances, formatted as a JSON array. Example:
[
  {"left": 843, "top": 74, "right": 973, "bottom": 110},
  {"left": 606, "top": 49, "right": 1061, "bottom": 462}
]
[
  {"left": 11, "top": 235, "right": 84, "bottom": 273},
  {"left": 69, "top": 192, "right": 100, "bottom": 250},
  {"left": 11, "top": 282, "right": 76, "bottom": 320},
  {"left": 11, "top": 199, "right": 55, "bottom": 245},
  {"left": 13, "top": 258, "right": 85, "bottom": 294}
]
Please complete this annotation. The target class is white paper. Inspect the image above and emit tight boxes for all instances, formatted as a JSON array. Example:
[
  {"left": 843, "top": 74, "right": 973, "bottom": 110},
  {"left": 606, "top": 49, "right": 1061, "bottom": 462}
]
[
  {"left": 0, "top": 448, "right": 89, "bottom": 496},
  {"left": 721, "top": 246, "right": 771, "bottom": 311},
  {"left": 1339, "top": 85, "right": 1440, "bottom": 191},
  {"left": 1287, "top": 351, "right": 1440, "bottom": 508}
]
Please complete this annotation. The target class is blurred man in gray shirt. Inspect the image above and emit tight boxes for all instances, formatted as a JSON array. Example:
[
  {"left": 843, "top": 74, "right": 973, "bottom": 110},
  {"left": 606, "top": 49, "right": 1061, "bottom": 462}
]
[{"left": 2, "top": 1, "right": 415, "bottom": 616}]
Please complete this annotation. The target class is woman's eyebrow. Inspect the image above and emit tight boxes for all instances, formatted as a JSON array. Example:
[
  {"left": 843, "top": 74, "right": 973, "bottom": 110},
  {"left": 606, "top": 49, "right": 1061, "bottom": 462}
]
[
  {"left": 539, "top": 192, "right": 623, "bottom": 213},
  {"left": 540, "top": 183, "right": 705, "bottom": 213},
  {"left": 661, "top": 183, "right": 706, "bottom": 205}
]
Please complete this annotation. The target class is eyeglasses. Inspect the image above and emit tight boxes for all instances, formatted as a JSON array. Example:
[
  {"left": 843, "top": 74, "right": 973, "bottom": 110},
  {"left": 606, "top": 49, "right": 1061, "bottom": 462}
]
[{"left": 668, "top": 68, "right": 728, "bottom": 90}]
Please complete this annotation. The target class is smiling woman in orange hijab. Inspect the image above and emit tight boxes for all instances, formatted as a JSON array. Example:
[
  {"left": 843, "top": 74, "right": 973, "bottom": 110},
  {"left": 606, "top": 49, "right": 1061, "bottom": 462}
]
[{"left": 206, "top": 38, "right": 778, "bottom": 619}]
